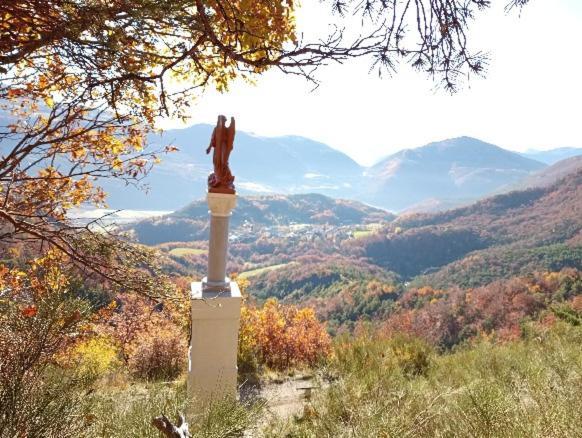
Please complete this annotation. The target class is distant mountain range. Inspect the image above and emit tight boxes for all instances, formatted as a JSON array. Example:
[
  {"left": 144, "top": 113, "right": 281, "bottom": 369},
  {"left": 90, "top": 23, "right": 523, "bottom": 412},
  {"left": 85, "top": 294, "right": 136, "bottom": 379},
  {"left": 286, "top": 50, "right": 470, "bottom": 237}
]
[
  {"left": 521, "top": 147, "right": 582, "bottom": 164},
  {"left": 91, "top": 125, "right": 580, "bottom": 212},
  {"left": 365, "top": 136, "right": 545, "bottom": 211},
  {"left": 101, "top": 125, "right": 364, "bottom": 210}
]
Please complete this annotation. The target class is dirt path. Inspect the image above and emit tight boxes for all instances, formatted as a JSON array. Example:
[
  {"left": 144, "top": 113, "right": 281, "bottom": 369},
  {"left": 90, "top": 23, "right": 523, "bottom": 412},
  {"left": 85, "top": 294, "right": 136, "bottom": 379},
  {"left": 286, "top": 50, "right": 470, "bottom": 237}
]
[
  {"left": 260, "top": 376, "right": 314, "bottom": 419},
  {"left": 240, "top": 374, "right": 323, "bottom": 432}
]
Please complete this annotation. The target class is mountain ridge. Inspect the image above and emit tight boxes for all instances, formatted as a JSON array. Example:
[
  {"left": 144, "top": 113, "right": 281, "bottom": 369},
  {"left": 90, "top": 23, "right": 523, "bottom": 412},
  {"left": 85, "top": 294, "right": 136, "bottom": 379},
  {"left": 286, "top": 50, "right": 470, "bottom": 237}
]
[
  {"left": 357, "top": 167, "right": 582, "bottom": 285},
  {"left": 364, "top": 136, "right": 545, "bottom": 211},
  {"left": 521, "top": 147, "right": 582, "bottom": 164},
  {"left": 100, "top": 127, "right": 552, "bottom": 212}
]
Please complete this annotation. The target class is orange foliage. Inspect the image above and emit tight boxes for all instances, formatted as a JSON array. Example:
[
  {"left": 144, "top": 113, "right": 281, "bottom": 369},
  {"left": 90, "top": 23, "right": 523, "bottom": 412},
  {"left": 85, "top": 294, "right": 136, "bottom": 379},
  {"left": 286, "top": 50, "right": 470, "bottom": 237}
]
[
  {"left": 0, "top": 252, "right": 91, "bottom": 430},
  {"left": 382, "top": 269, "right": 581, "bottom": 349},
  {"left": 97, "top": 292, "right": 187, "bottom": 377},
  {"left": 239, "top": 299, "right": 331, "bottom": 371}
]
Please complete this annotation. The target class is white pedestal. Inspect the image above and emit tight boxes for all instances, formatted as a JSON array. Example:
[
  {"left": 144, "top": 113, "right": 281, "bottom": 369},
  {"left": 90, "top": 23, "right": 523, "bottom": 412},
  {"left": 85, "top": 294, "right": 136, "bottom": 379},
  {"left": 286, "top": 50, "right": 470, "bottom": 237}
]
[
  {"left": 188, "top": 281, "right": 242, "bottom": 403},
  {"left": 187, "top": 192, "right": 240, "bottom": 403}
]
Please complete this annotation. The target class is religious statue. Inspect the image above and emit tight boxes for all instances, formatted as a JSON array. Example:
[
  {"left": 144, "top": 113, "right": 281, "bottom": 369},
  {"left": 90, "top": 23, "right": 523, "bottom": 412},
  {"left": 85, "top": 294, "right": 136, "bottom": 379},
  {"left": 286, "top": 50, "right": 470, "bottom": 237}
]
[{"left": 206, "top": 115, "right": 235, "bottom": 193}]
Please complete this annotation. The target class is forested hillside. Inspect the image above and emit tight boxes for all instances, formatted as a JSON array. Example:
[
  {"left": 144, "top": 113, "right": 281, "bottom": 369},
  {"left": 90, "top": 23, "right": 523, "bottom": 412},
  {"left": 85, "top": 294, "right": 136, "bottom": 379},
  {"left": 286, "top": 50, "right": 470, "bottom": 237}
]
[
  {"left": 356, "top": 169, "right": 582, "bottom": 286},
  {"left": 222, "top": 168, "right": 582, "bottom": 332},
  {"left": 127, "top": 193, "right": 393, "bottom": 245},
  {"left": 146, "top": 168, "right": 582, "bottom": 331}
]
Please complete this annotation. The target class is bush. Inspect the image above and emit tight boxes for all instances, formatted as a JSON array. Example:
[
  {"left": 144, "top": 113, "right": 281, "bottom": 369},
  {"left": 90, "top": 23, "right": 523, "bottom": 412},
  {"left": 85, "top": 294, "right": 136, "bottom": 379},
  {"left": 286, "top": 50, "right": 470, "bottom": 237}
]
[
  {"left": 86, "top": 381, "right": 265, "bottom": 438},
  {"left": 0, "top": 253, "right": 94, "bottom": 437},
  {"left": 390, "top": 335, "right": 432, "bottom": 377},
  {"left": 267, "top": 323, "right": 582, "bottom": 437},
  {"left": 331, "top": 333, "right": 433, "bottom": 381},
  {"left": 238, "top": 306, "right": 260, "bottom": 377},
  {"left": 238, "top": 299, "right": 332, "bottom": 373},
  {"left": 128, "top": 326, "right": 187, "bottom": 381},
  {"left": 67, "top": 336, "right": 121, "bottom": 379}
]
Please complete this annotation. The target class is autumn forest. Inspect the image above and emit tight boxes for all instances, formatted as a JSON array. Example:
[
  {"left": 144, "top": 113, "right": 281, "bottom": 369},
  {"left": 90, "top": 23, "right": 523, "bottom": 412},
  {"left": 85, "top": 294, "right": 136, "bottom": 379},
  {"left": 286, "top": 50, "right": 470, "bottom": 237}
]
[{"left": 1, "top": 0, "right": 581, "bottom": 437}]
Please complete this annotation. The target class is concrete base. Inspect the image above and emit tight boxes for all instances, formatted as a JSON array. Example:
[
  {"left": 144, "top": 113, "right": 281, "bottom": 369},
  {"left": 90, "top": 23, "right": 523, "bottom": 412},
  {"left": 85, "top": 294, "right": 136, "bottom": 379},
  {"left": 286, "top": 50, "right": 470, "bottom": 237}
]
[{"left": 188, "top": 281, "right": 241, "bottom": 403}]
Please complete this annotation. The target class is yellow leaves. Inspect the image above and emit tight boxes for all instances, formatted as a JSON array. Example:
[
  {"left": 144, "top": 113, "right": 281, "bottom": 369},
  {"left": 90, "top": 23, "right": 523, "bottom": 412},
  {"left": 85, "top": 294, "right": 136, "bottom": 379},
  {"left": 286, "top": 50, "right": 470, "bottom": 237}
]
[
  {"left": 62, "top": 336, "right": 120, "bottom": 378},
  {"left": 38, "top": 166, "right": 59, "bottom": 179},
  {"left": 71, "top": 177, "right": 92, "bottom": 206},
  {"left": 0, "top": 250, "right": 70, "bottom": 308},
  {"left": 29, "top": 250, "right": 70, "bottom": 294},
  {"left": 71, "top": 146, "right": 86, "bottom": 160},
  {"left": 239, "top": 298, "right": 331, "bottom": 371},
  {"left": 109, "top": 137, "right": 127, "bottom": 155},
  {"left": 44, "top": 95, "right": 54, "bottom": 109},
  {"left": 1, "top": 0, "right": 302, "bottom": 259},
  {"left": 112, "top": 157, "right": 123, "bottom": 171},
  {"left": 38, "top": 75, "right": 49, "bottom": 90}
]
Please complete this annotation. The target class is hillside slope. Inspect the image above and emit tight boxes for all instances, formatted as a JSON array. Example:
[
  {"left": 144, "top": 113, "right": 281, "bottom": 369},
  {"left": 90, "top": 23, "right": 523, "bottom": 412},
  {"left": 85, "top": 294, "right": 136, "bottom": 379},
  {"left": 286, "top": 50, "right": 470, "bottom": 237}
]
[
  {"left": 127, "top": 193, "right": 394, "bottom": 245},
  {"left": 357, "top": 169, "right": 582, "bottom": 284},
  {"left": 512, "top": 156, "right": 582, "bottom": 190},
  {"left": 522, "top": 147, "right": 582, "bottom": 164}
]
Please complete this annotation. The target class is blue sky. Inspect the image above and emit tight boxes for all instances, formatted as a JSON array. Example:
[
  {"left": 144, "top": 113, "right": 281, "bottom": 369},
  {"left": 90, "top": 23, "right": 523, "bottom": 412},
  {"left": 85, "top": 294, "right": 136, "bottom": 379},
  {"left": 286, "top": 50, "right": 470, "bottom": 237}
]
[{"left": 163, "top": 0, "right": 582, "bottom": 166}]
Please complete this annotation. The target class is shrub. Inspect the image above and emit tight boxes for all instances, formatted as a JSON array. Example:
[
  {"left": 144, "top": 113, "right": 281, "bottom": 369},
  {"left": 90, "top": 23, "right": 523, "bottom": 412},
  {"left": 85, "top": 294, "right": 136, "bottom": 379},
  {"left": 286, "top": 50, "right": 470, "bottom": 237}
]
[
  {"left": 267, "top": 323, "right": 582, "bottom": 437},
  {"left": 389, "top": 335, "right": 432, "bottom": 377},
  {"left": 239, "top": 299, "right": 332, "bottom": 373},
  {"left": 238, "top": 306, "right": 260, "bottom": 377},
  {"left": 67, "top": 336, "right": 121, "bottom": 379},
  {"left": 86, "top": 382, "right": 264, "bottom": 438},
  {"left": 96, "top": 291, "right": 190, "bottom": 382},
  {"left": 0, "top": 252, "right": 93, "bottom": 437},
  {"left": 128, "top": 325, "right": 187, "bottom": 381}
]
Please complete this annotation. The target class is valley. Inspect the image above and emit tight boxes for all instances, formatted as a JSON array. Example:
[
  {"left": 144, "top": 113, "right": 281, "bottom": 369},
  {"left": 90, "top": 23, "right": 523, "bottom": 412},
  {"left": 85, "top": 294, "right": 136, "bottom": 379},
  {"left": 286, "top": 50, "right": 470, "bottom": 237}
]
[
  {"left": 3, "top": 3, "right": 582, "bottom": 435},
  {"left": 123, "top": 161, "right": 582, "bottom": 334}
]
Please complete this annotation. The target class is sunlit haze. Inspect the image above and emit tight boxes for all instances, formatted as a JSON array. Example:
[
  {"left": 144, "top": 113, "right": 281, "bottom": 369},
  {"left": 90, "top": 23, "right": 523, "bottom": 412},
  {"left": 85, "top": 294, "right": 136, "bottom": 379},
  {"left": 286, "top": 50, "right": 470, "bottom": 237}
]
[{"left": 161, "top": 0, "right": 582, "bottom": 166}]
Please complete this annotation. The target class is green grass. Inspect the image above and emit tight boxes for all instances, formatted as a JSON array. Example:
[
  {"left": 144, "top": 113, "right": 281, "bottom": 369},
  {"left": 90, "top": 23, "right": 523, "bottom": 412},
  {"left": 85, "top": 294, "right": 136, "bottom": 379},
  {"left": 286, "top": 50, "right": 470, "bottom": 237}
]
[
  {"left": 265, "top": 323, "right": 582, "bottom": 437},
  {"left": 81, "top": 323, "right": 581, "bottom": 437},
  {"left": 352, "top": 223, "right": 383, "bottom": 239},
  {"left": 86, "top": 380, "right": 264, "bottom": 438},
  {"left": 168, "top": 247, "right": 206, "bottom": 257},
  {"left": 239, "top": 263, "right": 290, "bottom": 280},
  {"left": 352, "top": 229, "right": 374, "bottom": 239}
]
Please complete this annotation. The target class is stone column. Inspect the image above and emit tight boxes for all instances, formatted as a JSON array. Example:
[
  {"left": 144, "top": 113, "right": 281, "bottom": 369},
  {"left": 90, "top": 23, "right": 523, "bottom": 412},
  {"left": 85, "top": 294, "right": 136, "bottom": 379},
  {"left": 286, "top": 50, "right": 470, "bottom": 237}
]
[{"left": 188, "top": 192, "right": 241, "bottom": 403}]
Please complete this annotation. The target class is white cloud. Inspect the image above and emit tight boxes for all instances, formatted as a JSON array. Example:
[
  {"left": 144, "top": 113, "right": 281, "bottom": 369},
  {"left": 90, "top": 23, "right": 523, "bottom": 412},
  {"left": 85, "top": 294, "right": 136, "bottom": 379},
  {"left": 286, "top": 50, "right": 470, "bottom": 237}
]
[
  {"left": 238, "top": 182, "right": 275, "bottom": 193},
  {"left": 304, "top": 173, "right": 326, "bottom": 179}
]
